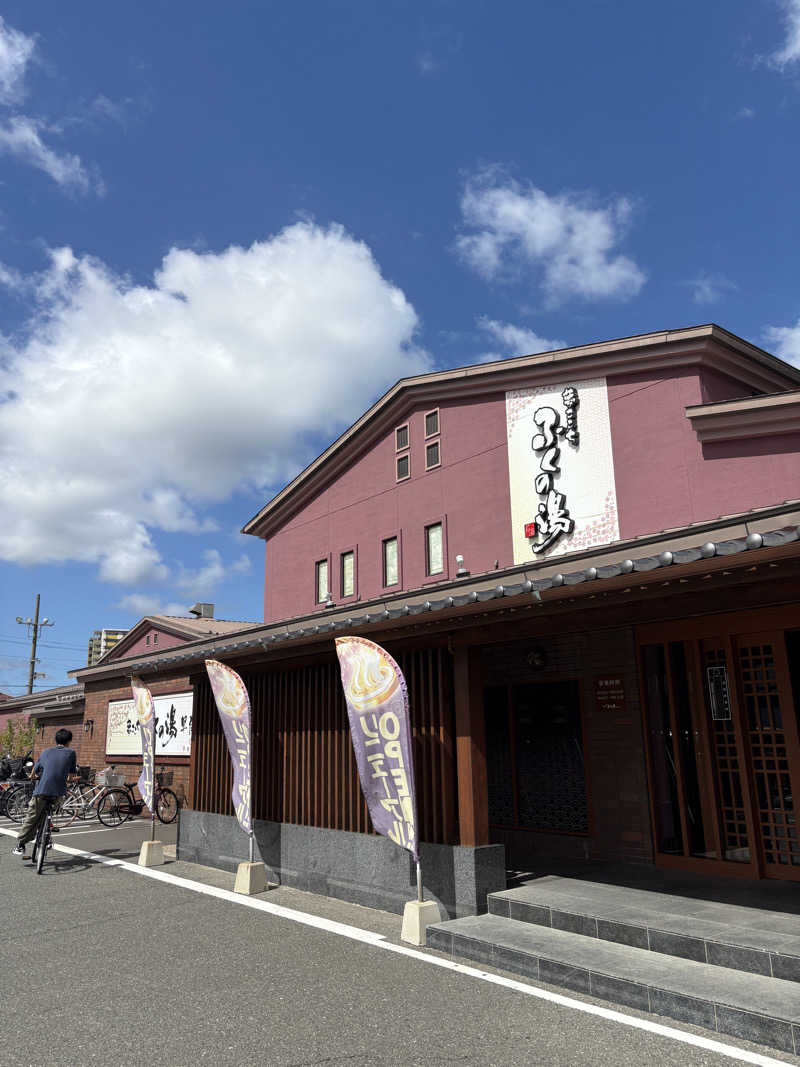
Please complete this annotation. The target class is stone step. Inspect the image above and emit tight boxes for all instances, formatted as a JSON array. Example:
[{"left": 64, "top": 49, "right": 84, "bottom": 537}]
[
  {"left": 487, "top": 877, "right": 800, "bottom": 983},
  {"left": 427, "top": 914, "right": 800, "bottom": 1056}
]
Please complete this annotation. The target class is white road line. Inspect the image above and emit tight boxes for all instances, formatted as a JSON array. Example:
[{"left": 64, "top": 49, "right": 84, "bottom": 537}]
[{"left": 0, "top": 824, "right": 791, "bottom": 1067}]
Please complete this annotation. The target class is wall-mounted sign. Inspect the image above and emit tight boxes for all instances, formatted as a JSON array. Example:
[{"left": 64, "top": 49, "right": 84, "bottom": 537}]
[
  {"left": 506, "top": 378, "right": 619, "bottom": 563},
  {"left": 595, "top": 675, "right": 625, "bottom": 716},
  {"left": 106, "top": 691, "right": 193, "bottom": 756},
  {"left": 706, "top": 666, "right": 731, "bottom": 720}
]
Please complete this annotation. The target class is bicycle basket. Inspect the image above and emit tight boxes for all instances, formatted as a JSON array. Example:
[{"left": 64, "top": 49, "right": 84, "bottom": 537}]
[
  {"left": 156, "top": 770, "right": 174, "bottom": 786},
  {"left": 76, "top": 765, "right": 91, "bottom": 781},
  {"left": 106, "top": 772, "right": 126, "bottom": 788}
]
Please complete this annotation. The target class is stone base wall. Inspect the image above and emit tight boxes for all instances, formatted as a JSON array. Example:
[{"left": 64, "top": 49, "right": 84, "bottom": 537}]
[{"left": 178, "top": 809, "right": 506, "bottom": 918}]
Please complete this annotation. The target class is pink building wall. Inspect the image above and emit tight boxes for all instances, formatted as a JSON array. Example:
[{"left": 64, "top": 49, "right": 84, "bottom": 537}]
[
  {"left": 264, "top": 395, "right": 513, "bottom": 621},
  {"left": 262, "top": 364, "right": 800, "bottom": 622},
  {"left": 121, "top": 629, "right": 186, "bottom": 659},
  {"left": 609, "top": 368, "right": 800, "bottom": 540}
]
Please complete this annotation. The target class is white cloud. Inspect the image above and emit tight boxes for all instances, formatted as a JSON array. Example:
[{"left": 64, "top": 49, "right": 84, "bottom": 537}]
[
  {"left": 764, "top": 318, "right": 800, "bottom": 366},
  {"left": 0, "top": 223, "right": 430, "bottom": 581},
  {"left": 116, "top": 593, "right": 189, "bottom": 618},
  {"left": 0, "top": 116, "right": 97, "bottom": 193},
  {"left": 736, "top": 106, "right": 756, "bottom": 120},
  {"left": 0, "top": 16, "right": 34, "bottom": 104},
  {"left": 769, "top": 0, "right": 800, "bottom": 68},
  {"left": 175, "top": 548, "right": 250, "bottom": 599},
  {"left": 684, "top": 272, "right": 737, "bottom": 305},
  {"left": 456, "top": 168, "right": 646, "bottom": 305},
  {"left": 478, "top": 317, "right": 565, "bottom": 361}
]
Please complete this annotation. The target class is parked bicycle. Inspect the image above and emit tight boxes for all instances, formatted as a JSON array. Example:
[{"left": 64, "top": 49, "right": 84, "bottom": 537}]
[{"left": 97, "top": 770, "right": 179, "bottom": 827}]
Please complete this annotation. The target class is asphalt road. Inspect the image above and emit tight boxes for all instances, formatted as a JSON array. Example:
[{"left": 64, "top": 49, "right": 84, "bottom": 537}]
[{"left": 1, "top": 823, "right": 796, "bottom": 1067}]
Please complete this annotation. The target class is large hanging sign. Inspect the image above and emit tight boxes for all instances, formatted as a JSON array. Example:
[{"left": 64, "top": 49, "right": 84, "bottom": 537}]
[
  {"left": 205, "top": 660, "right": 252, "bottom": 834},
  {"left": 130, "top": 677, "right": 155, "bottom": 810},
  {"left": 506, "top": 377, "right": 620, "bottom": 562},
  {"left": 106, "top": 692, "right": 193, "bottom": 757},
  {"left": 335, "top": 637, "right": 418, "bottom": 860}
]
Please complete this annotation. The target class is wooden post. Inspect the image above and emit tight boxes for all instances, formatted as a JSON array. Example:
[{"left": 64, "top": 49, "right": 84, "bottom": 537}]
[{"left": 453, "top": 646, "right": 489, "bottom": 847}]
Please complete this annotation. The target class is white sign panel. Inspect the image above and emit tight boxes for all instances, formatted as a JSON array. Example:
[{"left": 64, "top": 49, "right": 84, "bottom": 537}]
[
  {"left": 506, "top": 377, "right": 619, "bottom": 564},
  {"left": 106, "top": 691, "right": 193, "bottom": 757}
]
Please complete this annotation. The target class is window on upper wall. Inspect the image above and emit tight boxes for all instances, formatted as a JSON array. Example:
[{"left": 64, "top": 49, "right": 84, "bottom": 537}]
[
  {"left": 153, "top": 633, "right": 158, "bottom": 645},
  {"left": 383, "top": 537, "right": 399, "bottom": 587},
  {"left": 395, "top": 424, "right": 409, "bottom": 451},
  {"left": 396, "top": 453, "right": 410, "bottom": 481},
  {"left": 425, "top": 522, "right": 444, "bottom": 576},
  {"left": 424, "top": 408, "right": 439, "bottom": 438},
  {"left": 341, "top": 550, "right": 354, "bottom": 598},
  {"left": 315, "top": 559, "right": 329, "bottom": 603},
  {"left": 425, "top": 440, "right": 440, "bottom": 470},
  {"left": 146, "top": 635, "right": 151, "bottom": 646}
]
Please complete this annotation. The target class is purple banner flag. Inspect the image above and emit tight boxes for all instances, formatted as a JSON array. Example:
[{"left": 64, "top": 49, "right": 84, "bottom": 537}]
[
  {"left": 205, "top": 660, "right": 252, "bottom": 834},
  {"left": 131, "top": 677, "right": 155, "bottom": 811},
  {"left": 335, "top": 637, "right": 418, "bottom": 861}
]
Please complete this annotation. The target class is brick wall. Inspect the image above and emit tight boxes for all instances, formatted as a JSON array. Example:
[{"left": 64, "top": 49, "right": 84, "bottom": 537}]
[{"left": 82, "top": 674, "right": 194, "bottom": 805}]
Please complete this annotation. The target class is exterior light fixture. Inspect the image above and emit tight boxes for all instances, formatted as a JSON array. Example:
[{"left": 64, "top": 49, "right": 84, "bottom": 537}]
[
  {"left": 83, "top": 719, "right": 95, "bottom": 734},
  {"left": 455, "top": 554, "right": 469, "bottom": 577}
]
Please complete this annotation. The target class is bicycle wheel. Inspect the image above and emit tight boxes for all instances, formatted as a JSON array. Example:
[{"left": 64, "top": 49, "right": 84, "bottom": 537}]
[
  {"left": 31, "top": 818, "right": 44, "bottom": 866},
  {"left": 6, "top": 785, "right": 32, "bottom": 823},
  {"left": 52, "top": 792, "right": 78, "bottom": 829},
  {"left": 156, "top": 788, "right": 179, "bottom": 824},
  {"left": 36, "top": 821, "right": 49, "bottom": 874},
  {"left": 97, "top": 788, "right": 132, "bottom": 827}
]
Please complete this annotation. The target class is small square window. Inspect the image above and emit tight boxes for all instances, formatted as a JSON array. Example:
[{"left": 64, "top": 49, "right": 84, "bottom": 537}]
[
  {"left": 383, "top": 537, "right": 399, "bottom": 587},
  {"left": 425, "top": 440, "right": 440, "bottom": 469},
  {"left": 424, "top": 409, "right": 439, "bottom": 437},
  {"left": 341, "top": 551, "right": 354, "bottom": 598},
  {"left": 395, "top": 424, "right": 409, "bottom": 451},
  {"left": 396, "top": 454, "right": 410, "bottom": 481},
  {"left": 426, "top": 522, "right": 443, "bottom": 576},
  {"left": 315, "top": 559, "right": 329, "bottom": 603}
]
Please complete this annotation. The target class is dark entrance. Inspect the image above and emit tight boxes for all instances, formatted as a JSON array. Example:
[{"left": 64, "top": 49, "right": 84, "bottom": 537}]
[
  {"left": 638, "top": 608, "right": 800, "bottom": 881},
  {"left": 484, "top": 679, "right": 588, "bottom": 853}
]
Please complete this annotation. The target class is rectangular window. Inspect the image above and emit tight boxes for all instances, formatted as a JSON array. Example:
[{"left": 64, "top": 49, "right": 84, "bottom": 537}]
[
  {"left": 425, "top": 440, "right": 440, "bottom": 470},
  {"left": 396, "top": 453, "right": 410, "bottom": 481},
  {"left": 341, "top": 550, "right": 354, "bottom": 598},
  {"left": 395, "top": 424, "right": 409, "bottom": 451},
  {"left": 383, "top": 537, "right": 399, "bottom": 587},
  {"left": 315, "top": 559, "right": 329, "bottom": 603},
  {"left": 424, "top": 409, "right": 439, "bottom": 438},
  {"left": 153, "top": 633, "right": 158, "bottom": 645},
  {"left": 425, "top": 522, "right": 443, "bottom": 575}
]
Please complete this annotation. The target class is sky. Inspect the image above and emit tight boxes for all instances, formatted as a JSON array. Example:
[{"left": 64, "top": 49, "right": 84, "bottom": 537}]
[{"left": 2, "top": 0, "right": 800, "bottom": 694}]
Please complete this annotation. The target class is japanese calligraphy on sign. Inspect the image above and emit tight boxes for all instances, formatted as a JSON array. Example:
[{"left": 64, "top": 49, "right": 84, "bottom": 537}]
[
  {"left": 594, "top": 675, "right": 626, "bottom": 717},
  {"left": 106, "top": 692, "right": 193, "bottom": 756},
  {"left": 335, "top": 636, "right": 418, "bottom": 861},
  {"left": 528, "top": 386, "right": 579, "bottom": 553},
  {"left": 506, "top": 378, "right": 620, "bottom": 564},
  {"left": 205, "top": 659, "right": 252, "bottom": 834},
  {"left": 130, "top": 677, "right": 155, "bottom": 810}
]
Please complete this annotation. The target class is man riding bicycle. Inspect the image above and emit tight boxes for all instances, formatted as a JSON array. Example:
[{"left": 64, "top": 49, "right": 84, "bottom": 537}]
[{"left": 12, "top": 728, "right": 78, "bottom": 859}]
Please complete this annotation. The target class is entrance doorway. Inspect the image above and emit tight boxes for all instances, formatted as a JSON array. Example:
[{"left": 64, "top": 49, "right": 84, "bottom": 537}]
[{"left": 638, "top": 611, "right": 800, "bottom": 881}]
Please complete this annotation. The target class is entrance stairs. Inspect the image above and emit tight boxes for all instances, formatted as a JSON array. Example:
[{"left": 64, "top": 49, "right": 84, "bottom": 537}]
[{"left": 426, "top": 876, "right": 800, "bottom": 1055}]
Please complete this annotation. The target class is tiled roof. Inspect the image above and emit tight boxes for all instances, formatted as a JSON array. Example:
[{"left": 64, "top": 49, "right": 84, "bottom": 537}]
[{"left": 149, "top": 616, "right": 260, "bottom": 636}]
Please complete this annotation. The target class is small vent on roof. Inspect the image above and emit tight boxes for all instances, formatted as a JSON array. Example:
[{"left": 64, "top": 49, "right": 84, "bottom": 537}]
[{"left": 189, "top": 602, "right": 214, "bottom": 619}]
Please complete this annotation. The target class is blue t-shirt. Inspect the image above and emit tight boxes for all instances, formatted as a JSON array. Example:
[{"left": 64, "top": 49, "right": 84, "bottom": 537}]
[{"left": 32, "top": 746, "right": 77, "bottom": 796}]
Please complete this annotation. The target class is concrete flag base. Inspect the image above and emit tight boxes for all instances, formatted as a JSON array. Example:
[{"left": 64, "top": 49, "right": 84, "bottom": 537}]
[
  {"left": 401, "top": 899, "right": 445, "bottom": 945},
  {"left": 234, "top": 860, "right": 269, "bottom": 895},
  {"left": 138, "top": 840, "right": 164, "bottom": 867}
]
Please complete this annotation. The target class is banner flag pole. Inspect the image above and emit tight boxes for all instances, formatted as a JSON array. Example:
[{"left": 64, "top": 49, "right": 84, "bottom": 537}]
[
  {"left": 335, "top": 636, "right": 442, "bottom": 944},
  {"left": 205, "top": 659, "right": 269, "bottom": 895},
  {"left": 131, "top": 677, "right": 163, "bottom": 867}
]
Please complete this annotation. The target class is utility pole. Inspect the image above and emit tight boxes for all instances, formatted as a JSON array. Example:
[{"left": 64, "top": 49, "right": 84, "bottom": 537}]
[{"left": 16, "top": 594, "right": 55, "bottom": 695}]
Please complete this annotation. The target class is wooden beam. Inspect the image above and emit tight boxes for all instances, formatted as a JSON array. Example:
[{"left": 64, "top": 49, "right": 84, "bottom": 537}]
[{"left": 453, "top": 646, "right": 489, "bottom": 847}]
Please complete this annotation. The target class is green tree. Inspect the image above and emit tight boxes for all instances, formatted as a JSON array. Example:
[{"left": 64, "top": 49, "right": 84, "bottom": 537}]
[{"left": 0, "top": 716, "right": 37, "bottom": 756}]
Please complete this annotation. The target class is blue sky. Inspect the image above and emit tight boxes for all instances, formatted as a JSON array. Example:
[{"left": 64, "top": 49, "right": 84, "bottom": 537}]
[{"left": 2, "top": 1, "right": 800, "bottom": 694}]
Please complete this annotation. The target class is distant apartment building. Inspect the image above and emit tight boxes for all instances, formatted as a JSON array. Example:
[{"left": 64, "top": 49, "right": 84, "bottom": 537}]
[{"left": 86, "top": 628, "right": 128, "bottom": 666}]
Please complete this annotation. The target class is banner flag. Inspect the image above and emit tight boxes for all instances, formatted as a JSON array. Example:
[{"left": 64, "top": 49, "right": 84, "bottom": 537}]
[
  {"left": 130, "top": 677, "right": 155, "bottom": 811},
  {"left": 205, "top": 660, "right": 252, "bottom": 834},
  {"left": 335, "top": 637, "right": 418, "bottom": 861}
]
